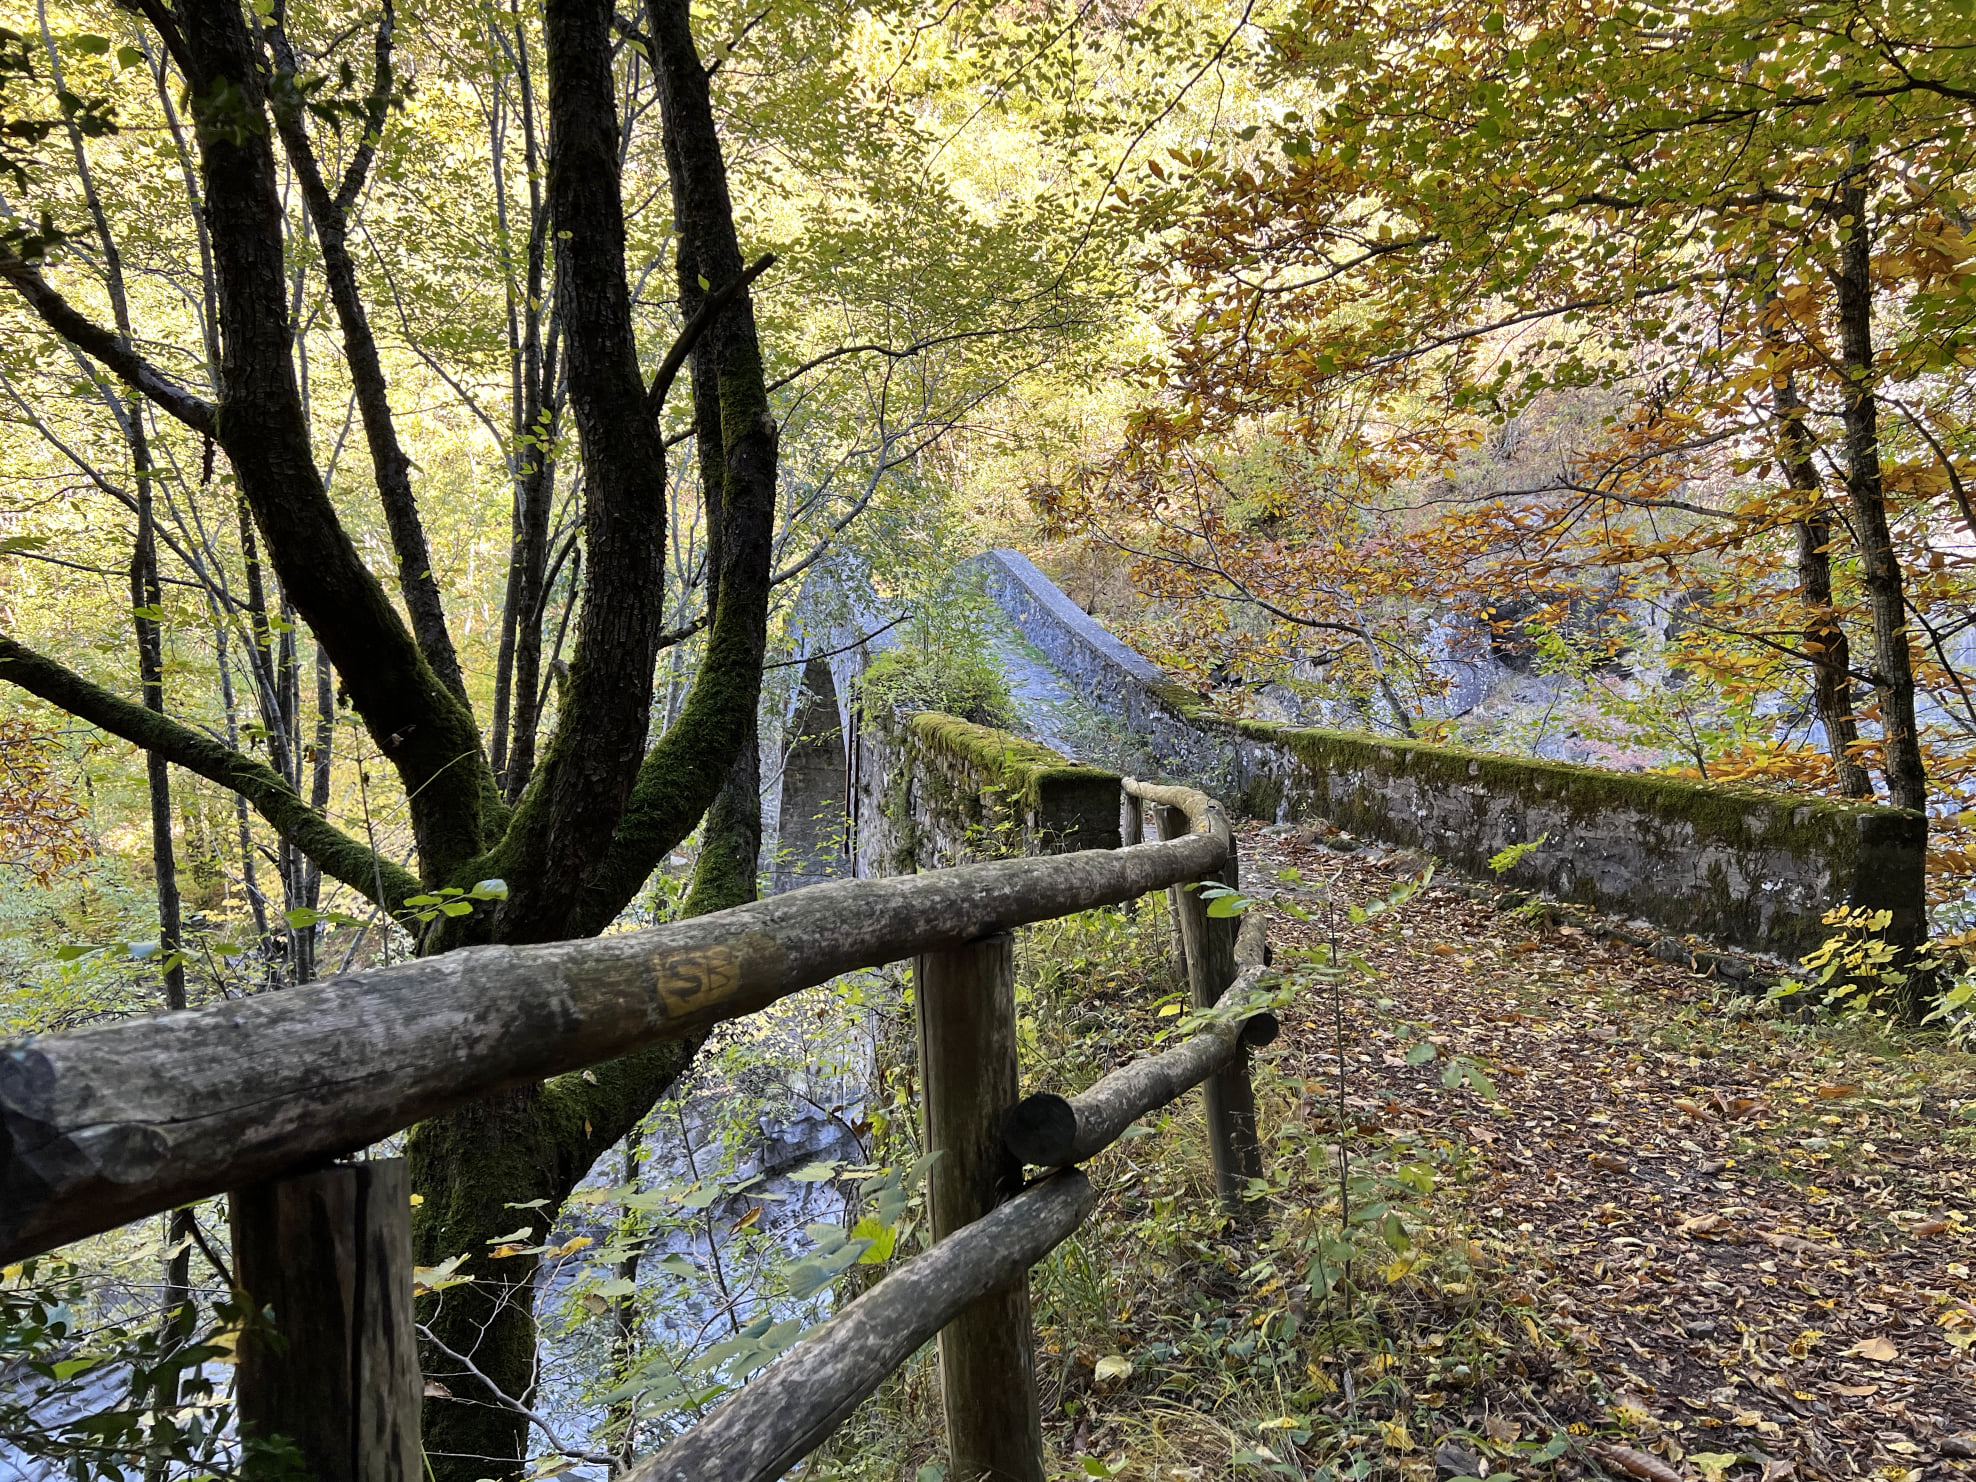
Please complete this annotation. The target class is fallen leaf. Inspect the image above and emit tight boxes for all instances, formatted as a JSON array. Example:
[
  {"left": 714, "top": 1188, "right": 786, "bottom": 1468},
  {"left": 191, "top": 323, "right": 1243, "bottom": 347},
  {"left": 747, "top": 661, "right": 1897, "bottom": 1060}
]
[
  {"left": 1675, "top": 1098, "right": 1709, "bottom": 1119},
  {"left": 1435, "top": 1441, "right": 1481, "bottom": 1478},
  {"left": 1941, "top": 1437, "right": 1976, "bottom": 1461},
  {"left": 1844, "top": 1336, "right": 1898, "bottom": 1361},
  {"left": 1595, "top": 1444, "right": 1685, "bottom": 1482},
  {"left": 1761, "top": 1462, "right": 1795, "bottom": 1482},
  {"left": 1378, "top": 1419, "right": 1415, "bottom": 1452},
  {"left": 1757, "top": 1229, "right": 1840, "bottom": 1256},
  {"left": 1483, "top": 1415, "right": 1522, "bottom": 1444},
  {"left": 1691, "top": 1452, "right": 1743, "bottom": 1482},
  {"left": 1591, "top": 1152, "right": 1631, "bottom": 1173},
  {"left": 1815, "top": 1084, "right": 1861, "bottom": 1098},
  {"left": 1832, "top": 1383, "right": 1878, "bottom": 1397},
  {"left": 1094, "top": 1354, "right": 1132, "bottom": 1384},
  {"left": 1910, "top": 1219, "right": 1948, "bottom": 1238},
  {"left": 1677, "top": 1212, "right": 1730, "bottom": 1237}
]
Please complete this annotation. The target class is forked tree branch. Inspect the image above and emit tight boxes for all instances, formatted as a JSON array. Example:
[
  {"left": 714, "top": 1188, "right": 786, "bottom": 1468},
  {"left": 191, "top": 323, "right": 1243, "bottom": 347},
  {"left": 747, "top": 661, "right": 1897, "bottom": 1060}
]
[
  {"left": 0, "top": 251, "right": 217, "bottom": 436},
  {"left": 645, "top": 252, "right": 775, "bottom": 418}
]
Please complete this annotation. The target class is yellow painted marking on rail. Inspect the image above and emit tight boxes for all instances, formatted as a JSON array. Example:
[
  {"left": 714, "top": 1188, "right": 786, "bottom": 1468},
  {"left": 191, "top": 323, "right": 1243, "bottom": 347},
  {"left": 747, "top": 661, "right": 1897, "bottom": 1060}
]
[{"left": 652, "top": 944, "right": 743, "bottom": 1016}]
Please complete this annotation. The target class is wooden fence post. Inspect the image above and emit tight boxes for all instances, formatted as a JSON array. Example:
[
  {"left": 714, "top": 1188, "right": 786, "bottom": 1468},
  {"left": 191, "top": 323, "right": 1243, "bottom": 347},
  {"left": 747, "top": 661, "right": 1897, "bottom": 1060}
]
[
  {"left": 1157, "top": 805, "right": 1265, "bottom": 1215},
  {"left": 915, "top": 932, "right": 1044, "bottom": 1482},
  {"left": 232, "top": 1158, "right": 421, "bottom": 1482},
  {"left": 1120, "top": 788, "right": 1142, "bottom": 914}
]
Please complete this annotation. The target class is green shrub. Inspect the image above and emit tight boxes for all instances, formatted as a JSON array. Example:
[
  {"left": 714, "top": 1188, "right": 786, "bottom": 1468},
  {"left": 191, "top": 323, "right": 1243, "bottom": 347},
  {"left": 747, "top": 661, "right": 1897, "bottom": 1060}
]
[{"left": 860, "top": 639, "right": 1018, "bottom": 728}]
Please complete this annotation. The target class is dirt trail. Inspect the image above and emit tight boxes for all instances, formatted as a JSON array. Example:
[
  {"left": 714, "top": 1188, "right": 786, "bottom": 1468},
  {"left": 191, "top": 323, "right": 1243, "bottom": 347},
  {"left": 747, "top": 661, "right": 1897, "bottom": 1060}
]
[{"left": 1242, "top": 819, "right": 1976, "bottom": 1482}]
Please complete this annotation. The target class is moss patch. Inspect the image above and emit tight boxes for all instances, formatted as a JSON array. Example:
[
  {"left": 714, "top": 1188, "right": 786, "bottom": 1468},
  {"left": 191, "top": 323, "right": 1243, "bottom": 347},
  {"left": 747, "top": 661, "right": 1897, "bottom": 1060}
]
[
  {"left": 1229, "top": 717, "right": 1890, "bottom": 860},
  {"left": 906, "top": 712, "right": 1116, "bottom": 808}
]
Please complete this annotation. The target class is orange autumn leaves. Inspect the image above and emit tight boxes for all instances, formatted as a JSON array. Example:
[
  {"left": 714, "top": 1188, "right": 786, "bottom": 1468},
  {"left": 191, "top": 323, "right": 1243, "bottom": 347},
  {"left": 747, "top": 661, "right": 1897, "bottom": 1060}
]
[{"left": 0, "top": 714, "right": 89, "bottom": 887}]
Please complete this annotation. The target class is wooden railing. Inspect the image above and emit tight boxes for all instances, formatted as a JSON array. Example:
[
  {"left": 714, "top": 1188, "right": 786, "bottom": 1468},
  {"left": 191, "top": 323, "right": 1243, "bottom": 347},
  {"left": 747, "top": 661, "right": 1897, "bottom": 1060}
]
[{"left": 0, "top": 779, "right": 1277, "bottom": 1482}]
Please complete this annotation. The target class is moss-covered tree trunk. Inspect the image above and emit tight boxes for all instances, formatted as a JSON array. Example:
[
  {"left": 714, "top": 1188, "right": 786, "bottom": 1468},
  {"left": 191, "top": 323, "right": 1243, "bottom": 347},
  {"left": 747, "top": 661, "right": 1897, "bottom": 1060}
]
[
  {"left": 408, "top": 0, "right": 779, "bottom": 1472},
  {"left": 0, "top": 0, "right": 781, "bottom": 1474}
]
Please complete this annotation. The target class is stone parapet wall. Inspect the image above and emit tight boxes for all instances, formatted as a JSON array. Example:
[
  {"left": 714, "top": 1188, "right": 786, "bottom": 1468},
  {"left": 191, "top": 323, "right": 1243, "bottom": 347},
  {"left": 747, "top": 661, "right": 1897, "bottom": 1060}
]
[
  {"left": 975, "top": 547, "right": 1926, "bottom": 959},
  {"left": 853, "top": 708, "right": 1122, "bottom": 877},
  {"left": 1227, "top": 723, "right": 1923, "bottom": 959},
  {"left": 977, "top": 549, "right": 1240, "bottom": 796}
]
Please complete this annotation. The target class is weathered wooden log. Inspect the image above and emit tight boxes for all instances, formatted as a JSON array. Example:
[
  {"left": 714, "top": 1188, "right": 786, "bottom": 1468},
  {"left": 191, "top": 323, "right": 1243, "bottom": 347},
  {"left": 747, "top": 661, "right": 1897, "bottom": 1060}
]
[
  {"left": 916, "top": 932, "right": 1042, "bottom": 1482},
  {"left": 232, "top": 1159, "right": 420, "bottom": 1482},
  {"left": 1003, "top": 967, "right": 1280, "bottom": 1169},
  {"left": 1152, "top": 796, "right": 1265, "bottom": 1211},
  {"left": 1120, "top": 778, "right": 1223, "bottom": 830},
  {"left": 2, "top": 829, "right": 1224, "bottom": 1264},
  {"left": 1236, "top": 908, "right": 1269, "bottom": 968},
  {"left": 627, "top": 1169, "right": 1096, "bottom": 1482}
]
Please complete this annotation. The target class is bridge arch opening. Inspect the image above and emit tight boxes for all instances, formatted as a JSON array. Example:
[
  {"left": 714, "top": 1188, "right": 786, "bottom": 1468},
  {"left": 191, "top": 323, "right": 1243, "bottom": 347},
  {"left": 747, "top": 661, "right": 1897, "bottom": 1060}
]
[{"left": 770, "top": 657, "right": 851, "bottom": 894}]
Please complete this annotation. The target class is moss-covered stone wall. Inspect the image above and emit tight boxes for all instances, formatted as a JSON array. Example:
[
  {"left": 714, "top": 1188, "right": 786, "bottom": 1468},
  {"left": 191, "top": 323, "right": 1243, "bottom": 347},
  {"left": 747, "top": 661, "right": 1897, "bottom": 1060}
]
[
  {"left": 853, "top": 707, "right": 1122, "bottom": 874},
  {"left": 976, "top": 547, "right": 1926, "bottom": 959},
  {"left": 1224, "top": 720, "right": 1923, "bottom": 959}
]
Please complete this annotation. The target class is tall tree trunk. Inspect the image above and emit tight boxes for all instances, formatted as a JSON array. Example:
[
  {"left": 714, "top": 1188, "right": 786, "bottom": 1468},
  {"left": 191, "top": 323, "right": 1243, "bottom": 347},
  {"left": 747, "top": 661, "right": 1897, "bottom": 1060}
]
[
  {"left": 410, "top": 0, "right": 776, "bottom": 1470},
  {"left": 1770, "top": 359, "right": 1873, "bottom": 797},
  {"left": 490, "top": 11, "right": 556, "bottom": 789},
  {"left": 1834, "top": 161, "right": 1928, "bottom": 816},
  {"left": 128, "top": 410, "right": 198, "bottom": 1438},
  {"left": 503, "top": 396, "right": 560, "bottom": 802},
  {"left": 209, "top": 609, "right": 273, "bottom": 980},
  {"left": 268, "top": 2, "right": 469, "bottom": 707}
]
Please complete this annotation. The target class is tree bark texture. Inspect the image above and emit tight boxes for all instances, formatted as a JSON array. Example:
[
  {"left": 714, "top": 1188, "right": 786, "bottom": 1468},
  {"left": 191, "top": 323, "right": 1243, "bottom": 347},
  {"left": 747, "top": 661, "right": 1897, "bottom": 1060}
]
[{"left": 627, "top": 1171, "right": 1096, "bottom": 1482}]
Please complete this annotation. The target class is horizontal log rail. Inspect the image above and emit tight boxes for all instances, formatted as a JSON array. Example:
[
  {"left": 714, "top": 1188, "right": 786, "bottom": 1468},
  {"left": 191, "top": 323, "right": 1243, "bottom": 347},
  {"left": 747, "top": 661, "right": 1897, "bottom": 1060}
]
[
  {"left": 0, "top": 784, "right": 1229, "bottom": 1265},
  {"left": 3, "top": 774, "right": 1260, "bottom": 1482},
  {"left": 629, "top": 1169, "right": 1097, "bottom": 1482},
  {"left": 1001, "top": 965, "right": 1279, "bottom": 1168},
  {"left": 629, "top": 782, "right": 1267, "bottom": 1481}
]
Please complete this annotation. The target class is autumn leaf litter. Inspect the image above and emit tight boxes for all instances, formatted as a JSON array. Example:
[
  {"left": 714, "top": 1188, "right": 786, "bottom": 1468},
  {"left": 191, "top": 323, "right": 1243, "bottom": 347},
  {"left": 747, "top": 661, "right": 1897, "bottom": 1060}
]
[{"left": 1198, "top": 819, "right": 1976, "bottom": 1482}]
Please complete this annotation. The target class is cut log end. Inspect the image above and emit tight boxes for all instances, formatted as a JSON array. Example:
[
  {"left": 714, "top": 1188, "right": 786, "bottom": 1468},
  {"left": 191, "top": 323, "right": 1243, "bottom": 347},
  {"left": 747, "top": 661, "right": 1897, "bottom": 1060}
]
[
  {"left": 1003, "top": 1094, "right": 1077, "bottom": 1168},
  {"left": 1239, "top": 1011, "right": 1279, "bottom": 1048}
]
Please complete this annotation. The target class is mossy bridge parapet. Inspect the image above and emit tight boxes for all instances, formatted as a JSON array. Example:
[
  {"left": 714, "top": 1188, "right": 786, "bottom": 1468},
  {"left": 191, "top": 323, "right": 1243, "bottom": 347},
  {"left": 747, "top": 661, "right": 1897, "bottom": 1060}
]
[{"left": 773, "top": 548, "right": 1923, "bottom": 960}]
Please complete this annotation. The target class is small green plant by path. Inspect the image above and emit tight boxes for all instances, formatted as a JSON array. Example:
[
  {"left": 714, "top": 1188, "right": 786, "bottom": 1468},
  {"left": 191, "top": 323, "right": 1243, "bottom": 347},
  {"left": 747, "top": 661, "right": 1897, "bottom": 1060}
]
[
  {"left": 1486, "top": 834, "right": 1547, "bottom": 875},
  {"left": 1767, "top": 905, "right": 1976, "bottom": 1043}
]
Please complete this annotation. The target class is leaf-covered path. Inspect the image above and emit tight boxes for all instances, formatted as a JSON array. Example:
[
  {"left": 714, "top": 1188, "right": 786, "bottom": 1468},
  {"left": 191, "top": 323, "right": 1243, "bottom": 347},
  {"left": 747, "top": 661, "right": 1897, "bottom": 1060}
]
[{"left": 1240, "top": 819, "right": 1976, "bottom": 1482}]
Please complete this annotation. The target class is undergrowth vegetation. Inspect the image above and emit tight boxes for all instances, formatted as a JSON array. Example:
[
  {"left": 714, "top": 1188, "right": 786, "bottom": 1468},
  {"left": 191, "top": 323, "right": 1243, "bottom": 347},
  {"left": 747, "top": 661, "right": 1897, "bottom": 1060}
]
[{"left": 808, "top": 824, "right": 1974, "bottom": 1482}]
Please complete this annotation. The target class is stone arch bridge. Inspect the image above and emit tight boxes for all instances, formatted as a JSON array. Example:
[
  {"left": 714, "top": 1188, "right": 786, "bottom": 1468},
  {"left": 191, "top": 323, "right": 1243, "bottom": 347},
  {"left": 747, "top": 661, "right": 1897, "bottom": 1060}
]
[{"left": 762, "top": 552, "right": 1923, "bottom": 964}]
